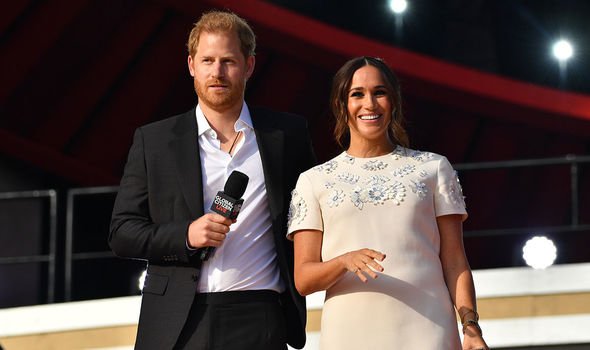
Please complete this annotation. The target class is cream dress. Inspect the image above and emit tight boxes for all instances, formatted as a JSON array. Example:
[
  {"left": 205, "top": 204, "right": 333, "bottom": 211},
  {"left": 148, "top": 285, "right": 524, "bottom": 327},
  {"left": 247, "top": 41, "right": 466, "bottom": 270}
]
[{"left": 287, "top": 147, "right": 467, "bottom": 350}]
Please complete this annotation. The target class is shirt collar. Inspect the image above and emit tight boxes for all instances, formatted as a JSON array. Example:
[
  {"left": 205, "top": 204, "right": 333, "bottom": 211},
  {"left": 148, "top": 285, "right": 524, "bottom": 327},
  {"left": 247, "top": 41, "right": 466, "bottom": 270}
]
[{"left": 195, "top": 102, "right": 253, "bottom": 137}]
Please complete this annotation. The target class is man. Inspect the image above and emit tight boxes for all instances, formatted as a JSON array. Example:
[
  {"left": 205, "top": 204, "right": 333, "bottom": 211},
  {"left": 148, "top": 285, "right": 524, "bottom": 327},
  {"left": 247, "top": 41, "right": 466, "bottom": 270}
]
[{"left": 109, "top": 10, "right": 315, "bottom": 350}]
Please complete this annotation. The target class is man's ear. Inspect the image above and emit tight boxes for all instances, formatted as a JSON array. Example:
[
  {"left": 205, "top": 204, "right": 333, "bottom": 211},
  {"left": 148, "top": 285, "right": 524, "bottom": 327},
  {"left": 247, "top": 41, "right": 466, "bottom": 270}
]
[
  {"left": 187, "top": 55, "right": 195, "bottom": 77},
  {"left": 245, "top": 55, "right": 255, "bottom": 79}
]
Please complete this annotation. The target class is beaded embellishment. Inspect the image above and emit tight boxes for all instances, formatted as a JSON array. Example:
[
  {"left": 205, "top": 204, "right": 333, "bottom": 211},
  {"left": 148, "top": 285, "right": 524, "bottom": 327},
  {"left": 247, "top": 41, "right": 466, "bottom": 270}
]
[
  {"left": 409, "top": 179, "right": 428, "bottom": 199},
  {"left": 447, "top": 171, "right": 467, "bottom": 208},
  {"left": 287, "top": 190, "right": 308, "bottom": 227},
  {"left": 392, "top": 164, "right": 416, "bottom": 178},
  {"left": 350, "top": 179, "right": 406, "bottom": 209},
  {"left": 343, "top": 154, "right": 355, "bottom": 164},
  {"left": 361, "top": 159, "right": 388, "bottom": 171},
  {"left": 313, "top": 159, "right": 338, "bottom": 174},
  {"left": 327, "top": 189, "right": 345, "bottom": 207},
  {"left": 410, "top": 150, "right": 433, "bottom": 163},
  {"left": 337, "top": 172, "right": 360, "bottom": 185}
]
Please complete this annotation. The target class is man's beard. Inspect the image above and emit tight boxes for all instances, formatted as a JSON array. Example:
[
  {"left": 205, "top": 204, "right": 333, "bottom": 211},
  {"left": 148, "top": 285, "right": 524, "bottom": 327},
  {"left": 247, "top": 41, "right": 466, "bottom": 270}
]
[{"left": 195, "top": 78, "right": 244, "bottom": 112}]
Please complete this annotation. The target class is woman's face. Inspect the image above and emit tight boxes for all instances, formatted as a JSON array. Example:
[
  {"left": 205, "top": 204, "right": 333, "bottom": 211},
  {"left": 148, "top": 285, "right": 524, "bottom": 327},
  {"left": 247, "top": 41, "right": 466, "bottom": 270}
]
[{"left": 346, "top": 65, "right": 393, "bottom": 144}]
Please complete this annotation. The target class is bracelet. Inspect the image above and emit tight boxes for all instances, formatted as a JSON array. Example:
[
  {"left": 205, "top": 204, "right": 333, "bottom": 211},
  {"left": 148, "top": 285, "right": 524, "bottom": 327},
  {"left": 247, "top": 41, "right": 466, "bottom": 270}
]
[
  {"left": 462, "top": 318, "right": 483, "bottom": 336},
  {"left": 459, "top": 307, "right": 479, "bottom": 324}
]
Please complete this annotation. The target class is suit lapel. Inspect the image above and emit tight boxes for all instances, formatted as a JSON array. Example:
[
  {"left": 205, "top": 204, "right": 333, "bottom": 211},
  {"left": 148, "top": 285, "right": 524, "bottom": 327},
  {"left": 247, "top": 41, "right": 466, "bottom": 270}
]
[
  {"left": 168, "top": 107, "right": 285, "bottom": 220},
  {"left": 252, "top": 109, "right": 285, "bottom": 220},
  {"left": 170, "top": 110, "right": 205, "bottom": 218}
]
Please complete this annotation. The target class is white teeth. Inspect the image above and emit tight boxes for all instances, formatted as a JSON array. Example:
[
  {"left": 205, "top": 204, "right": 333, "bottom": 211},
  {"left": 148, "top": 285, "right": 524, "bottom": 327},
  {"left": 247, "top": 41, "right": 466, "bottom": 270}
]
[{"left": 359, "top": 114, "right": 380, "bottom": 120}]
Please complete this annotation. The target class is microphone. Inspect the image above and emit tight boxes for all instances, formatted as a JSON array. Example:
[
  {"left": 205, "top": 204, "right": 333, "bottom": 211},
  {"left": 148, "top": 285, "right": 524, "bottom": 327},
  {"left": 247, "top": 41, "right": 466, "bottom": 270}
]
[{"left": 200, "top": 170, "right": 249, "bottom": 261}]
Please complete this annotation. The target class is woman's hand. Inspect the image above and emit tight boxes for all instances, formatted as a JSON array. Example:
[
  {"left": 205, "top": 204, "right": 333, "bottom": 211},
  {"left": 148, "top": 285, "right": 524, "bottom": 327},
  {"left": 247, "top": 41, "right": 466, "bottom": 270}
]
[
  {"left": 340, "top": 249, "right": 386, "bottom": 282},
  {"left": 293, "top": 230, "right": 385, "bottom": 295},
  {"left": 462, "top": 324, "right": 489, "bottom": 350}
]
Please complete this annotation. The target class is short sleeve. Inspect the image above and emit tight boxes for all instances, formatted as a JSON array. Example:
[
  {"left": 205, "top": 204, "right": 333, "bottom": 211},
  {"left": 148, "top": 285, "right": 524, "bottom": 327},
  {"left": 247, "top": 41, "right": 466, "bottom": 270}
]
[
  {"left": 434, "top": 156, "right": 468, "bottom": 221},
  {"left": 286, "top": 172, "right": 324, "bottom": 240}
]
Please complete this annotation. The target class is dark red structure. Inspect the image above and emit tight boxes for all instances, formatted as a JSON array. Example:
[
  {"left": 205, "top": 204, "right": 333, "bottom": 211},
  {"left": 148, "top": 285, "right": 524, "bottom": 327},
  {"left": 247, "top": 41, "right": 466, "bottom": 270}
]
[{"left": 1, "top": 0, "right": 589, "bottom": 272}]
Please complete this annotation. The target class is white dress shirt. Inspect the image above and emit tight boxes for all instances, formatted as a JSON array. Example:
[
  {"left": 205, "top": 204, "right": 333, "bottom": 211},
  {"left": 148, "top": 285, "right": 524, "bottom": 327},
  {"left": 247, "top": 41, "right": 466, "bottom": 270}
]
[{"left": 195, "top": 102, "right": 285, "bottom": 293}]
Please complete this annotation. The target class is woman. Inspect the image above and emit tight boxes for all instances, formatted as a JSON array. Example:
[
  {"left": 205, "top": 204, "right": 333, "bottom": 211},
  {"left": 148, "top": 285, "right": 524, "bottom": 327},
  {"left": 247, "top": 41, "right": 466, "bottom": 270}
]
[{"left": 287, "top": 56, "right": 489, "bottom": 349}]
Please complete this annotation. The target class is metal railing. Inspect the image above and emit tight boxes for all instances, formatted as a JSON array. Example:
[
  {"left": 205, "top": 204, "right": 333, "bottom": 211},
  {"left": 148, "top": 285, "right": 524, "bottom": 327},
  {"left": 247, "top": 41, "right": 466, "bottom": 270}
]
[
  {"left": 0, "top": 154, "right": 588, "bottom": 306},
  {"left": 0, "top": 190, "right": 57, "bottom": 303},
  {"left": 64, "top": 186, "right": 119, "bottom": 301},
  {"left": 455, "top": 154, "right": 590, "bottom": 238}
]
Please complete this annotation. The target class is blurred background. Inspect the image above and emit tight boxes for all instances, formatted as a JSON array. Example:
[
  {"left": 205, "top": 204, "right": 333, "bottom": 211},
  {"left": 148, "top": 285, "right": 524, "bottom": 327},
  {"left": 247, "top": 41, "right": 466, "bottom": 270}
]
[{"left": 1, "top": 0, "right": 589, "bottom": 348}]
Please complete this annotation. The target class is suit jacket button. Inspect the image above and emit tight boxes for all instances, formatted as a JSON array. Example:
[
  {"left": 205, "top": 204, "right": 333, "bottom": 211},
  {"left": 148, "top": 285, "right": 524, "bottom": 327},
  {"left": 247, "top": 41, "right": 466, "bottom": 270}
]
[{"left": 191, "top": 273, "right": 199, "bottom": 281}]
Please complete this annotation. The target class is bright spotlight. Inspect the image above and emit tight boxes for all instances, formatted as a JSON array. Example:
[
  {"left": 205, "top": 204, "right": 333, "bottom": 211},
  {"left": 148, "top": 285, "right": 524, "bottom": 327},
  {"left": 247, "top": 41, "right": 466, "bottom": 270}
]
[
  {"left": 552, "top": 39, "right": 573, "bottom": 61},
  {"left": 522, "top": 236, "right": 557, "bottom": 269},
  {"left": 138, "top": 270, "right": 147, "bottom": 291},
  {"left": 390, "top": 0, "right": 408, "bottom": 14}
]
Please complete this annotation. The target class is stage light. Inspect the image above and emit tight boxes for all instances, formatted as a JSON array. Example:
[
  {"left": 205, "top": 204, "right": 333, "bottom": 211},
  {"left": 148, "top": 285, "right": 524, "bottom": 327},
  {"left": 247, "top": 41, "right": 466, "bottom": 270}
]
[
  {"left": 389, "top": 0, "right": 408, "bottom": 14},
  {"left": 552, "top": 39, "right": 573, "bottom": 61},
  {"left": 138, "top": 269, "right": 147, "bottom": 291},
  {"left": 522, "top": 236, "right": 557, "bottom": 269}
]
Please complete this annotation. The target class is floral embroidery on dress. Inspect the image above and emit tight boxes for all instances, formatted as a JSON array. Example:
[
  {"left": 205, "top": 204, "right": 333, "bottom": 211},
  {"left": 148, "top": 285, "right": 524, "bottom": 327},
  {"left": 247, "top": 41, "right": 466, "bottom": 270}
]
[
  {"left": 364, "top": 175, "right": 393, "bottom": 204},
  {"left": 343, "top": 154, "right": 355, "bottom": 164},
  {"left": 327, "top": 189, "right": 345, "bottom": 207},
  {"left": 365, "top": 174, "right": 390, "bottom": 185},
  {"left": 324, "top": 181, "right": 335, "bottom": 189},
  {"left": 388, "top": 181, "right": 406, "bottom": 205},
  {"left": 392, "top": 146, "right": 407, "bottom": 160},
  {"left": 409, "top": 179, "right": 428, "bottom": 200},
  {"left": 287, "top": 190, "right": 308, "bottom": 227},
  {"left": 350, "top": 187, "right": 366, "bottom": 210},
  {"left": 362, "top": 159, "right": 388, "bottom": 171},
  {"left": 419, "top": 170, "right": 428, "bottom": 177},
  {"left": 411, "top": 150, "right": 433, "bottom": 162},
  {"left": 349, "top": 179, "right": 406, "bottom": 209},
  {"left": 313, "top": 160, "right": 338, "bottom": 174},
  {"left": 336, "top": 172, "right": 360, "bottom": 185},
  {"left": 448, "top": 171, "right": 467, "bottom": 208},
  {"left": 392, "top": 164, "right": 416, "bottom": 178},
  {"left": 366, "top": 182, "right": 391, "bottom": 205}
]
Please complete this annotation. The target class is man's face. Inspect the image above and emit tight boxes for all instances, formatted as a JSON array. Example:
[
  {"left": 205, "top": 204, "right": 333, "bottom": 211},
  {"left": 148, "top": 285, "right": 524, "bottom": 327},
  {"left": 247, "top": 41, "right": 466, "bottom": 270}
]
[{"left": 187, "top": 31, "right": 255, "bottom": 113}]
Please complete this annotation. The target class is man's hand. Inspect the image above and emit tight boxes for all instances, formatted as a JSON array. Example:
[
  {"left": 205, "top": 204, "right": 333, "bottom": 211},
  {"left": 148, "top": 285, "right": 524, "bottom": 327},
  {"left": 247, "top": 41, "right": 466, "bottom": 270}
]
[{"left": 187, "top": 213, "right": 233, "bottom": 249}]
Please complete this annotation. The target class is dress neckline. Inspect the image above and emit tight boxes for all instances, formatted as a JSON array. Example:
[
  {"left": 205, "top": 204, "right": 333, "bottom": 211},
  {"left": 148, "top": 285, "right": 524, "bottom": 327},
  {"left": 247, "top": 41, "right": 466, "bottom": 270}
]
[{"left": 343, "top": 145, "right": 400, "bottom": 160}]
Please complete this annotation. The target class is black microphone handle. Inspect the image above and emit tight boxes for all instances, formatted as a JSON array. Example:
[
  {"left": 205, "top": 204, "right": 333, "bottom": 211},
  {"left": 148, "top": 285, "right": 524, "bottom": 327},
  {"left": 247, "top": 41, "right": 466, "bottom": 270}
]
[
  {"left": 201, "top": 195, "right": 244, "bottom": 261},
  {"left": 200, "top": 171, "right": 249, "bottom": 261}
]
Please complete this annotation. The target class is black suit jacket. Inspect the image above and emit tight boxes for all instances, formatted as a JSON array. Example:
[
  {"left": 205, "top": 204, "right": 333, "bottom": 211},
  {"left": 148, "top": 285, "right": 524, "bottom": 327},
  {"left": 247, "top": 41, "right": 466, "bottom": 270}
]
[{"left": 109, "top": 107, "right": 316, "bottom": 350}]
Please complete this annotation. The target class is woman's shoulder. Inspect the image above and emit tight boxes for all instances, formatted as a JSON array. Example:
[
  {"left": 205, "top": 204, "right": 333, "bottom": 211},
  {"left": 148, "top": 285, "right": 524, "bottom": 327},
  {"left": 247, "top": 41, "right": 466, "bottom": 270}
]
[
  {"left": 393, "top": 146, "right": 447, "bottom": 163},
  {"left": 302, "top": 152, "right": 347, "bottom": 176}
]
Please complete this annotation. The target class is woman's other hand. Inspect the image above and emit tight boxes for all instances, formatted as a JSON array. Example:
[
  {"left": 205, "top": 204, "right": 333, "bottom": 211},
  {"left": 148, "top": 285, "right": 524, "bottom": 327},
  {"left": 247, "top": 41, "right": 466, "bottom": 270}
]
[{"left": 341, "top": 249, "right": 386, "bottom": 282}]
